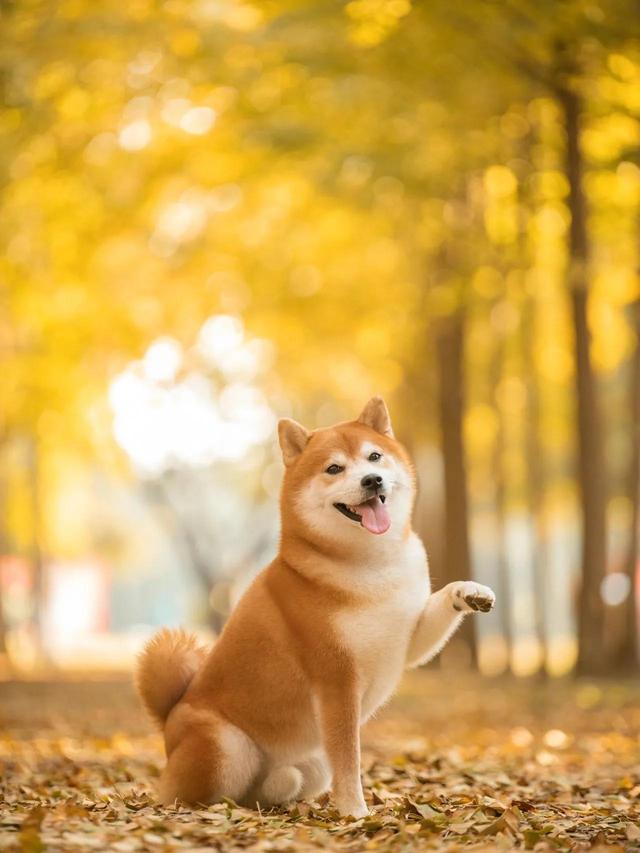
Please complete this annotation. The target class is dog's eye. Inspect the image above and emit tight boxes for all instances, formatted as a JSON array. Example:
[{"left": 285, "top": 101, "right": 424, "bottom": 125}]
[
  {"left": 325, "top": 464, "right": 344, "bottom": 475},
  {"left": 368, "top": 452, "right": 382, "bottom": 462}
]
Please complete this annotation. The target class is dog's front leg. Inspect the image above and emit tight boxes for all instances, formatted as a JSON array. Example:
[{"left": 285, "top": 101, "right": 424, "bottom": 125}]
[
  {"left": 405, "top": 581, "right": 495, "bottom": 668},
  {"left": 318, "top": 682, "right": 367, "bottom": 818}
]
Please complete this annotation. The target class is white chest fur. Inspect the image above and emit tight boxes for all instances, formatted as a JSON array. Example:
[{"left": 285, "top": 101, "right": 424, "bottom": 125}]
[{"left": 333, "top": 534, "right": 431, "bottom": 721}]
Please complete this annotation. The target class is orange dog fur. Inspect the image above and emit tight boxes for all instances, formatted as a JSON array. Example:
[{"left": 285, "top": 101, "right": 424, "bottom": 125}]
[{"left": 136, "top": 397, "right": 495, "bottom": 817}]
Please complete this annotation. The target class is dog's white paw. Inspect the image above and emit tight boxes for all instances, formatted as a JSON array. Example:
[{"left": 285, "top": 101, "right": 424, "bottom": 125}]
[
  {"left": 450, "top": 581, "right": 495, "bottom": 614},
  {"left": 335, "top": 795, "right": 369, "bottom": 819}
]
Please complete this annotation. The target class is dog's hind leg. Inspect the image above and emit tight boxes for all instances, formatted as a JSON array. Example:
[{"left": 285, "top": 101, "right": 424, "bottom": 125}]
[
  {"left": 243, "top": 753, "right": 331, "bottom": 808},
  {"left": 256, "top": 765, "right": 304, "bottom": 807},
  {"left": 159, "top": 713, "right": 260, "bottom": 806},
  {"left": 298, "top": 752, "right": 331, "bottom": 799}
]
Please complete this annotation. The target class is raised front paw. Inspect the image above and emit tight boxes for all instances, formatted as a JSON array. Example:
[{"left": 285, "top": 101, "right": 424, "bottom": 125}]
[{"left": 451, "top": 581, "right": 495, "bottom": 613}]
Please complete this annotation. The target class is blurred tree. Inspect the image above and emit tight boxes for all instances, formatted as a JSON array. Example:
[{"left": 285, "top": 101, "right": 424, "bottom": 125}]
[
  {"left": 613, "top": 295, "right": 640, "bottom": 670},
  {"left": 556, "top": 75, "right": 607, "bottom": 674},
  {"left": 437, "top": 308, "right": 475, "bottom": 660},
  {"left": 0, "top": 468, "right": 8, "bottom": 662}
]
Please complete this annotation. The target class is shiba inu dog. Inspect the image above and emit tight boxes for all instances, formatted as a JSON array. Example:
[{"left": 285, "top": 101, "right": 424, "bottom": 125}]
[{"left": 136, "top": 397, "right": 495, "bottom": 818}]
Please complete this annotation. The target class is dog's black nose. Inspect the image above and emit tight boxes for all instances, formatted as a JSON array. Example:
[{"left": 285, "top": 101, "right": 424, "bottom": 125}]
[{"left": 361, "top": 474, "right": 383, "bottom": 490}]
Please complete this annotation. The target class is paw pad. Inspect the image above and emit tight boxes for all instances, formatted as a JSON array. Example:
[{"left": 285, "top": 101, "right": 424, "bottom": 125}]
[
  {"left": 463, "top": 591, "right": 494, "bottom": 612},
  {"left": 453, "top": 584, "right": 495, "bottom": 613}
]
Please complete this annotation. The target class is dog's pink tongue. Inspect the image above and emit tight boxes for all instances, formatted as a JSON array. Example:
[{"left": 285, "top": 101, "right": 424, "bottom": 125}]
[{"left": 358, "top": 496, "right": 390, "bottom": 534}]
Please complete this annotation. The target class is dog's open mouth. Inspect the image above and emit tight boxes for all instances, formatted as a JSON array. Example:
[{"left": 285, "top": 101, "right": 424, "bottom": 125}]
[{"left": 334, "top": 494, "right": 390, "bottom": 535}]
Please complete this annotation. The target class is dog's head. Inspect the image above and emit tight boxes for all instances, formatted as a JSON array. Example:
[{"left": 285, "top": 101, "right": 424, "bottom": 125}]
[{"left": 278, "top": 397, "right": 415, "bottom": 544}]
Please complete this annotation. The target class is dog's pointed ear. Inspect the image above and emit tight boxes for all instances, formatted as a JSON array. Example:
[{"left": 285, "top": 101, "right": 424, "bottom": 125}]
[
  {"left": 278, "top": 418, "right": 311, "bottom": 466},
  {"left": 357, "top": 396, "right": 394, "bottom": 437}
]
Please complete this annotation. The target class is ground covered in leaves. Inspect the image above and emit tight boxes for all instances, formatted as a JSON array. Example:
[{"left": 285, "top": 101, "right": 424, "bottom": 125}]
[{"left": 1, "top": 673, "right": 639, "bottom": 851}]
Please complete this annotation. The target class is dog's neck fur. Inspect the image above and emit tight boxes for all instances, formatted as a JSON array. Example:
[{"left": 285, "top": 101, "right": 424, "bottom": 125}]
[{"left": 278, "top": 497, "right": 417, "bottom": 597}]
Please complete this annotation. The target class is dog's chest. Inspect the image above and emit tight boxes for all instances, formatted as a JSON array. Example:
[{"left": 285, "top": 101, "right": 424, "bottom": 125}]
[{"left": 334, "top": 543, "right": 430, "bottom": 720}]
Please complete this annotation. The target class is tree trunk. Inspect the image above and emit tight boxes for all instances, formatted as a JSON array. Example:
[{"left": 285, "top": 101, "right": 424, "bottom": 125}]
[
  {"left": 26, "top": 435, "right": 47, "bottom": 667},
  {"left": 175, "top": 526, "right": 223, "bottom": 633},
  {"left": 0, "top": 565, "right": 7, "bottom": 660},
  {"left": 436, "top": 310, "right": 475, "bottom": 664},
  {"left": 146, "top": 478, "right": 222, "bottom": 632},
  {"left": 610, "top": 297, "right": 640, "bottom": 671},
  {"left": 522, "top": 291, "right": 548, "bottom": 676},
  {"left": 489, "top": 327, "right": 511, "bottom": 670},
  {"left": 0, "top": 466, "right": 8, "bottom": 658},
  {"left": 558, "top": 84, "right": 608, "bottom": 674},
  {"left": 509, "top": 123, "right": 547, "bottom": 676}
]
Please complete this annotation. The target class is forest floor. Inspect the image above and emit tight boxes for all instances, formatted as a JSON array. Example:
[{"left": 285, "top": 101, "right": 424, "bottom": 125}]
[{"left": 1, "top": 671, "right": 639, "bottom": 852}]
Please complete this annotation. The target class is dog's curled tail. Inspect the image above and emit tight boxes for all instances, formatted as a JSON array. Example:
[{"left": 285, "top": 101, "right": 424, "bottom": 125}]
[{"left": 135, "top": 628, "right": 207, "bottom": 726}]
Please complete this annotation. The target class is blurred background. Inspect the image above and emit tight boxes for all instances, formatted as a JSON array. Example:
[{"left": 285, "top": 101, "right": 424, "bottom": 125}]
[{"left": 1, "top": 0, "right": 639, "bottom": 680}]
